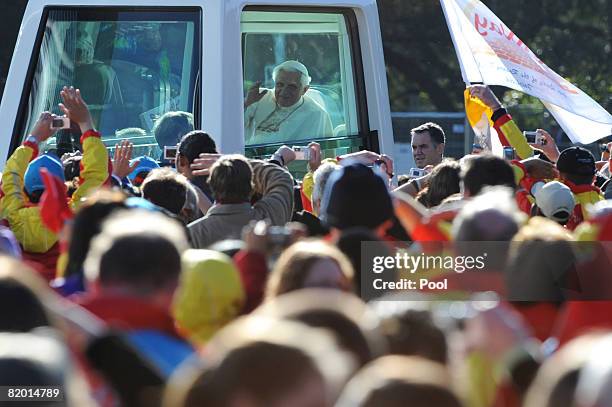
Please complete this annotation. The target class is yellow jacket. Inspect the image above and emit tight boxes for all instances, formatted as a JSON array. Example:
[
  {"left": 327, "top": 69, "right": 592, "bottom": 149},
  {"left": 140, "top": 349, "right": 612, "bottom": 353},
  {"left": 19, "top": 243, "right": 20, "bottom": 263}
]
[
  {"left": 301, "top": 158, "right": 339, "bottom": 213},
  {"left": 1, "top": 132, "right": 108, "bottom": 253},
  {"left": 492, "top": 108, "right": 534, "bottom": 160}
]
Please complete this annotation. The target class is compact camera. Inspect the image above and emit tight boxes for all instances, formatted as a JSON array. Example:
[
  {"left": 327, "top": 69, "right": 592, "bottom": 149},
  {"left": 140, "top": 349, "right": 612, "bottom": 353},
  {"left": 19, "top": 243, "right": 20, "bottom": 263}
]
[
  {"left": 50, "top": 117, "right": 70, "bottom": 130},
  {"left": 164, "top": 145, "right": 178, "bottom": 160},
  {"left": 292, "top": 146, "right": 311, "bottom": 161},
  {"left": 409, "top": 167, "right": 426, "bottom": 178},
  {"left": 523, "top": 131, "right": 546, "bottom": 145}
]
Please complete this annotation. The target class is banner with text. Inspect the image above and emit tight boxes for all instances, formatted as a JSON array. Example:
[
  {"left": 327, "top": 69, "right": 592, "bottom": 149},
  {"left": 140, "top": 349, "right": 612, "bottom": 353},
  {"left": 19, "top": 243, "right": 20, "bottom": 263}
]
[{"left": 441, "top": 0, "right": 612, "bottom": 144}]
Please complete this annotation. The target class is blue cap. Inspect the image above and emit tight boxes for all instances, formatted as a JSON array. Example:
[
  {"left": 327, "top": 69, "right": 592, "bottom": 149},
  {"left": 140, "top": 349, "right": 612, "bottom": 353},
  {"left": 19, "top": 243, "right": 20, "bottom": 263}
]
[
  {"left": 127, "top": 156, "right": 160, "bottom": 182},
  {"left": 24, "top": 154, "right": 65, "bottom": 195},
  {"left": 125, "top": 197, "right": 162, "bottom": 212}
]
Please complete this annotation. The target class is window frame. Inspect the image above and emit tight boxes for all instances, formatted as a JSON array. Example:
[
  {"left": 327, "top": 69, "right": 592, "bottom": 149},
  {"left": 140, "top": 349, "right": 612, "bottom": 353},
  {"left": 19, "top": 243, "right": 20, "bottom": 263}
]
[
  {"left": 240, "top": 5, "right": 371, "bottom": 151},
  {"left": 10, "top": 5, "right": 203, "bottom": 156}
]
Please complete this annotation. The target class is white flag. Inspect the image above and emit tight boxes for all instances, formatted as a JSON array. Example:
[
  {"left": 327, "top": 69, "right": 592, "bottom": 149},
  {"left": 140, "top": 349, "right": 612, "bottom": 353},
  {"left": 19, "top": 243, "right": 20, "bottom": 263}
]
[{"left": 440, "top": 0, "right": 612, "bottom": 144}]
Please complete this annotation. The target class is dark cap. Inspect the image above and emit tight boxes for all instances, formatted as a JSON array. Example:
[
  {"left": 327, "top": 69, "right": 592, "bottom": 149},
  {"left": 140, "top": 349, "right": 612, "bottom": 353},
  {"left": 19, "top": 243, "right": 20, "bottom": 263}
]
[
  {"left": 556, "top": 146, "right": 596, "bottom": 176},
  {"left": 320, "top": 163, "right": 394, "bottom": 230}
]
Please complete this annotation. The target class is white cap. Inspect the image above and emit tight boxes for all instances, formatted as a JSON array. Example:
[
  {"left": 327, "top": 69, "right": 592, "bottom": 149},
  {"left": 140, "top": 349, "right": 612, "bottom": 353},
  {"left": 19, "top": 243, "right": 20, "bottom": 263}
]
[{"left": 533, "top": 181, "right": 576, "bottom": 223}]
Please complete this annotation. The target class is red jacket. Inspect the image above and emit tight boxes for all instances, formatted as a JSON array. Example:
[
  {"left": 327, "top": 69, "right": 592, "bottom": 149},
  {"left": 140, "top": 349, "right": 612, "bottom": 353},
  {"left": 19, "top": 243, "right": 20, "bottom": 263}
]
[
  {"left": 234, "top": 250, "right": 268, "bottom": 313},
  {"left": 75, "top": 292, "right": 179, "bottom": 338}
]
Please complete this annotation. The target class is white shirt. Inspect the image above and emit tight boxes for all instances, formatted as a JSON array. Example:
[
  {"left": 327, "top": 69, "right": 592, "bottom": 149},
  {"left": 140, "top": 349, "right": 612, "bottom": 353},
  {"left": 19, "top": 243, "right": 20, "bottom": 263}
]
[{"left": 244, "top": 90, "right": 333, "bottom": 145}]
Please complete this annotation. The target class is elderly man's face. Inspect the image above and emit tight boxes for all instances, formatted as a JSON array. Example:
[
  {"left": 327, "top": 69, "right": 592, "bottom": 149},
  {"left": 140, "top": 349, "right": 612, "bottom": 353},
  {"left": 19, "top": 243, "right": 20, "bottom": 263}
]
[{"left": 274, "top": 70, "right": 308, "bottom": 107}]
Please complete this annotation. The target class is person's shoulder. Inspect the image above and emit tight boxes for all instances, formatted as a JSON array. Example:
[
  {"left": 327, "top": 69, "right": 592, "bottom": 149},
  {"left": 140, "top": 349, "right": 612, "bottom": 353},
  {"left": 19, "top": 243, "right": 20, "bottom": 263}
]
[{"left": 302, "top": 94, "right": 328, "bottom": 114}]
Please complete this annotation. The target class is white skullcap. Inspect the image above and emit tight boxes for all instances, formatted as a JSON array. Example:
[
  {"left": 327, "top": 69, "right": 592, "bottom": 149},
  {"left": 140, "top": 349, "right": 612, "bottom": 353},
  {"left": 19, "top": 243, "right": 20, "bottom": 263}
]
[{"left": 273, "top": 60, "right": 311, "bottom": 87}]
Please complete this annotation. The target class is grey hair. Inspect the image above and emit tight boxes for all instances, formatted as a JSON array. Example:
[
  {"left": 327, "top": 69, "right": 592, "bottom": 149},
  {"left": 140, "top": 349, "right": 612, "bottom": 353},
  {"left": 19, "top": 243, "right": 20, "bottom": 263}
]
[
  {"left": 452, "top": 186, "right": 526, "bottom": 241},
  {"left": 312, "top": 162, "right": 341, "bottom": 215},
  {"left": 273, "top": 60, "right": 312, "bottom": 88}
]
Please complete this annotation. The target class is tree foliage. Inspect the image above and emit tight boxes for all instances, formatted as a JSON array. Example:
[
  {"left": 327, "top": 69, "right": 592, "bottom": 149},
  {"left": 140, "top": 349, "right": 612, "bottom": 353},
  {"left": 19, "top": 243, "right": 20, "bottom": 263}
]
[{"left": 379, "top": 0, "right": 611, "bottom": 118}]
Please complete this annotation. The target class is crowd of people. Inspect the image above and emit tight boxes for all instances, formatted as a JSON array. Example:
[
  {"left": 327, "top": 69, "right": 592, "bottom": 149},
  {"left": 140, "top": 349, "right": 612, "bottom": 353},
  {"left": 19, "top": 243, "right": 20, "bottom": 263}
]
[{"left": 1, "top": 80, "right": 612, "bottom": 407}]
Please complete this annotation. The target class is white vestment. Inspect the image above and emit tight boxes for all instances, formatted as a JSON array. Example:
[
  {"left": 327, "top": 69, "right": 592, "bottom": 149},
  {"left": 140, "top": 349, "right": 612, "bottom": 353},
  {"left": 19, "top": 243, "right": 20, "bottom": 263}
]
[{"left": 244, "top": 91, "right": 333, "bottom": 145}]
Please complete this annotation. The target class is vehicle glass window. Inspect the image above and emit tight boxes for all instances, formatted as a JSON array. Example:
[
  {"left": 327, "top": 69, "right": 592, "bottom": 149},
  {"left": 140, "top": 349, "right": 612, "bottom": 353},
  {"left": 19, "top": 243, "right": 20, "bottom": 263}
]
[
  {"left": 241, "top": 10, "right": 360, "bottom": 153},
  {"left": 21, "top": 8, "right": 200, "bottom": 159}
]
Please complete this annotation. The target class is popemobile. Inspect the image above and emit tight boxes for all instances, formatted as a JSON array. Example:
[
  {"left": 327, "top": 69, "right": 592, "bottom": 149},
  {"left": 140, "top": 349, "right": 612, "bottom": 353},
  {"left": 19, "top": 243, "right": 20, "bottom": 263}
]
[{"left": 0, "top": 0, "right": 395, "bottom": 174}]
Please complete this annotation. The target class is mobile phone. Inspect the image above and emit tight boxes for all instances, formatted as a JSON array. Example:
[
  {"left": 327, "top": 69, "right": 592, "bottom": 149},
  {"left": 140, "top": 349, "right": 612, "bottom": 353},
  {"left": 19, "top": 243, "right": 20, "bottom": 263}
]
[
  {"left": 409, "top": 167, "right": 426, "bottom": 177},
  {"left": 503, "top": 146, "right": 516, "bottom": 160},
  {"left": 292, "top": 146, "right": 310, "bottom": 161},
  {"left": 50, "top": 117, "right": 70, "bottom": 130},
  {"left": 164, "top": 145, "right": 178, "bottom": 160}
]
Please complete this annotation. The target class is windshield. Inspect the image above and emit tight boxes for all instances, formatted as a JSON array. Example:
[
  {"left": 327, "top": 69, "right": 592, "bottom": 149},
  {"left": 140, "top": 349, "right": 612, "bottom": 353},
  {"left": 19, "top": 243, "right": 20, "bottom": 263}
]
[
  {"left": 242, "top": 10, "right": 362, "bottom": 156},
  {"left": 20, "top": 8, "right": 201, "bottom": 159}
]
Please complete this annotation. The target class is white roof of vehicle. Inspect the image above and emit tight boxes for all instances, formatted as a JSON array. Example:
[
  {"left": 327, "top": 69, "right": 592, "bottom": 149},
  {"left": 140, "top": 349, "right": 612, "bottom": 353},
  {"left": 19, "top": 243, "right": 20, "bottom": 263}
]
[
  {"left": 1, "top": 0, "right": 393, "bottom": 165},
  {"left": 25, "top": 0, "right": 378, "bottom": 7}
]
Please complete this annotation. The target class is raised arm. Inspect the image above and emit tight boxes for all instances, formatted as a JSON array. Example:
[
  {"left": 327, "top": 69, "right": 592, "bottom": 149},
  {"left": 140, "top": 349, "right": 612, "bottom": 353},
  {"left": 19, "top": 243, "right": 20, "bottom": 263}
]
[{"left": 59, "top": 87, "right": 109, "bottom": 208}]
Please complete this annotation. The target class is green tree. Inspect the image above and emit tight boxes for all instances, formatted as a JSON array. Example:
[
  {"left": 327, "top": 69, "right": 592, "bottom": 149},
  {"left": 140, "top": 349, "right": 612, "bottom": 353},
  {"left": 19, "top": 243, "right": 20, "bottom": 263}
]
[{"left": 379, "top": 0, "right": 611, "bottom": 125}]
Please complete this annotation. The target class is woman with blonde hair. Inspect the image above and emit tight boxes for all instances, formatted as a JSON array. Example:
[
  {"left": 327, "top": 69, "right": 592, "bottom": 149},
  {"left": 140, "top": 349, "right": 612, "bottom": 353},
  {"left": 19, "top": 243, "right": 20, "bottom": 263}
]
[{"left": 265, "top": 240, "right": 354, "bottom": 299}]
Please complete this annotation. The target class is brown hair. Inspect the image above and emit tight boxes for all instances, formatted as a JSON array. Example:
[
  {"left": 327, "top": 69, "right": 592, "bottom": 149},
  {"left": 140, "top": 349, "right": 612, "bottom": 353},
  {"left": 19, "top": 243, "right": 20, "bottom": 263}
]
[
  {"left": 208, "top": 155, "right": 253, "bottom": 204},
  {"left": 411, "top": 122, "right": 446, "bottom": 145},
  {"left": 256, "top": 289, "right": 387, "bottom": 367},
  {"left": 265, "top": 240, "right": 354, "bottom": 299},
  {"left": 381, "top": 309, "right": 448, "bottom": 365},
  {"left": 417, "top": 160, "right": 461, "bottom": 208},
  {"left": 163, "top": 317, "right": 355, "bottom": 407},
  {"left": 141, "top": 168, "right": 189, "bottom": 215},
  {"left": 0, "top": 256, "right": 57, "bottom": 332},
  {"left": 336, "top": 355, "right": 462, "bottom": 407}
]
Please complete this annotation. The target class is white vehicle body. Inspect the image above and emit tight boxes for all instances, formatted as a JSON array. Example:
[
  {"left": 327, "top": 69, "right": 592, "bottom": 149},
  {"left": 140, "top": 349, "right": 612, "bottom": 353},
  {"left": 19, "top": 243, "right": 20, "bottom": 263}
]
[{"left": 0, "top": 0, "right": 394, "bottom": 171}]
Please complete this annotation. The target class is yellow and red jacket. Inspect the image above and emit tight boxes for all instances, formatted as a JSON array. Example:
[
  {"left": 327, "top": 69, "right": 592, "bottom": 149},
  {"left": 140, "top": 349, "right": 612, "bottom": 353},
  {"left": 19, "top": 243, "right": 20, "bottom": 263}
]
[
  {"left": 563, "top": 180, "right": 604, "bottom": 230},
  {"left": 0, "top": 131, "right": 108, "bottom": 254},
  {"left": 511, "top": 160, "right": 603, "bottom": 229},
  {"left": 300, "top": 157, "right": 339, "bottom": 215},
  {"left": 492, "top": 108, "right": 533, "bottom": 160}
]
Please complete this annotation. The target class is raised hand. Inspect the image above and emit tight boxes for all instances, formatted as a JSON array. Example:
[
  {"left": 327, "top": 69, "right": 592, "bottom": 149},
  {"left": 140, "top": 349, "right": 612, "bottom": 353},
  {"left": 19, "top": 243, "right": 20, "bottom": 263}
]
[
  {"left": 468, "top": 84, "right": 503, "bottom": 111},
  {"left": 59, "top": 86, "right": 94, "bottom": 132},
  {"left": 113, "top": 140, "right": 139, "bottom": 179},
  {"left": 30, "top": 111, "right": 58, "bottom": 143},
  {"left": 191, "top": 153, "right": 223, "bottom": 176},
  {"left": 521, "top": 156, "right": 559, "bottom": 180},
  {"left": 307, "top": 142, "right": 322, "bottom": 172},
  {"left": 380, "top": 154, "right": 395, "bottom": 177},
  {"left": 529, "top": 129, "right": 560, "bottom": 163},
  {"left": 338, "top": 150, "right": 381, "bottom": 165},
  {"left": 245, "top": 81, "right": 268, "bottom": 108}
]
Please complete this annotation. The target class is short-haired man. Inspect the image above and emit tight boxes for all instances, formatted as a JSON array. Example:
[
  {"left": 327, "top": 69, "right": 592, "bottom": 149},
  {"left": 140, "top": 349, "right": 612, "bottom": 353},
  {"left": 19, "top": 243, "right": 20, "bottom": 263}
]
[
  {"left": 153, "top": 111, "right": 194, "bottom": 160},
  {"left": 244, "top": 60, "right": 333, "bottom": 145},
  {"left": 175, "top": 130, "right": 218, "bottom": 204},
  {"left": 461, "top": 154, "right": 516, "bottom": 197},
  {"left": 141, "top": 167, "right": 189, "bottom": 217},
  {"left": 395, "top": 122, "right": 446, "bottom": 197},
  {"left": 78, "top": 209, "right": 192, "bottom": 373},
  {"left": 188, "top": 155, "right": 294, "bottom": 248},
  {"left": 411, "top": 122, "right": 446, "bottom": 169}
]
